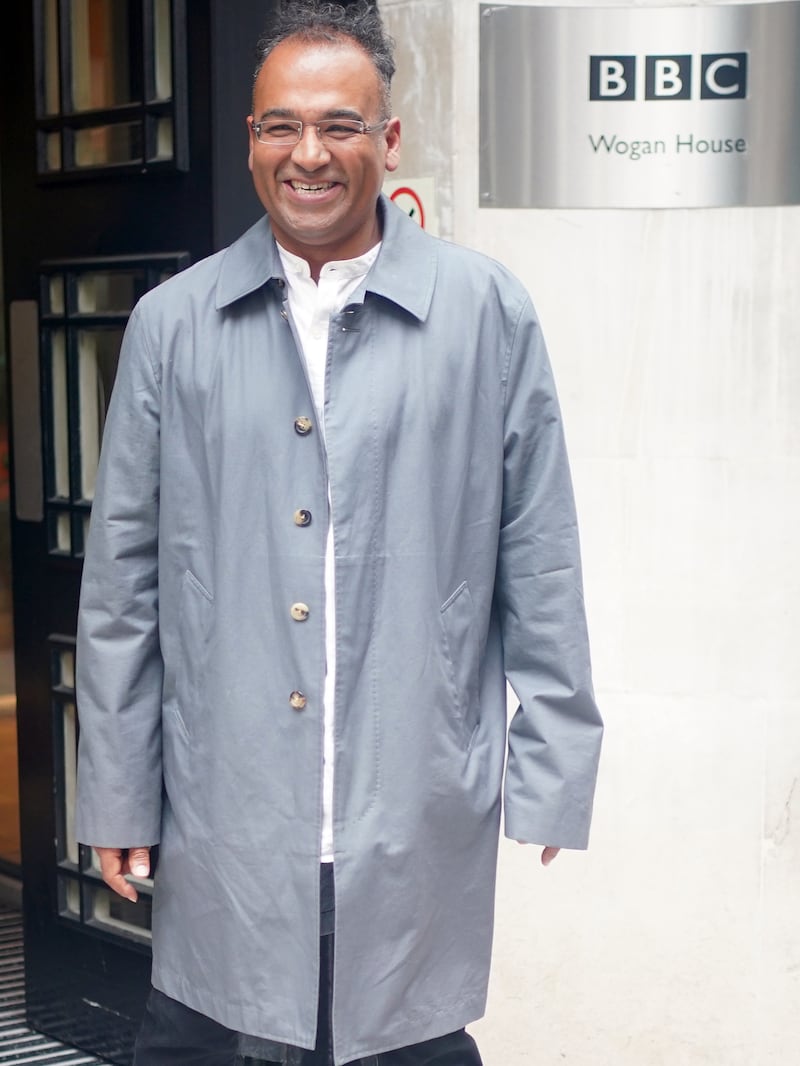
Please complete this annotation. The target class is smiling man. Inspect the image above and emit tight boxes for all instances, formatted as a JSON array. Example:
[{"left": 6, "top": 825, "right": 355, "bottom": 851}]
[
  {"left": 248, "top": 29, "right": 400, "bottom": 277},
  {"left": 75, "top": 3, "right": 603, "bottom": 1065}
]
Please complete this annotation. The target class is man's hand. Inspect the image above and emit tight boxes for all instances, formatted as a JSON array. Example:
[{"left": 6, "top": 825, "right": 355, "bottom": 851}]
[
  {"left": 517, "top": 843, "right": 561, "bottom": 866},
  {"left": 95, "top": 846, "right": 151, "bottom": 902}
]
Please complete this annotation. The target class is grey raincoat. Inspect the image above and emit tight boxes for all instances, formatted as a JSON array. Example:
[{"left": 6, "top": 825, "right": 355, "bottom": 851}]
[{"left": 76, "top": 196, "right": 603, "bottom": 1063}]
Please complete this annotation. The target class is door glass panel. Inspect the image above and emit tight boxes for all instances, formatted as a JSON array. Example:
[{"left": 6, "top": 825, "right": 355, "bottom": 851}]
[
  {"left": 60, "top": 702, "right": 79, "bottom": 865},
  {"left": 77, "top": 271, "right": 137, "bottom": 314},
  {"left": 56, "top": 512, "right": 72, "bottom": 553},
  {"left": 58, "top": 648, "right": 76, "bottom": 689},
  {"left": 41, "top": 253, "right": 185, "bottom": 558},
  {"left": 70, "top": 0, "right": 133, "bottom": 111},
  {"left": 85, "top": 883, "right": 153, "bottom": 941},
  {"left": 43, "top": 0, "right": 61, "bottom": 114},
  {"left": 59, "top": 876, "right": 82, "bottom": 918},
  {"left": 74, "top": 121, "right": 143, "bottom": 167},
  {"left": 50, "top": 331, "right": 70, "bottom": 499},
  {"left": 153, "top": 0, "right": 172, "bottom": 101},
  {"left": 153, "top": 116, "right": 173, "bottom": 161},
  {"left": 35, "top": 0, "right": 188, "bottom": 175},
  {"left": 77, "top": 329, "right": 122, "bottom": 500},
  {"left": 48, "top": 275, "right": 66, "bottom": 316},
  {"left": 44, "top": 132, "right": 62, "bottom": 171}
]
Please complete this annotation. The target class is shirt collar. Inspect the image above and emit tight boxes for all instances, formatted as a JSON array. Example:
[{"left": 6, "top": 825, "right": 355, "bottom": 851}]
[
  {"left": 276, "top": 240, "right": 381, "bottom": 282},
  {"left": 215, "top": 195, "right": 436, "bottom": 322}
]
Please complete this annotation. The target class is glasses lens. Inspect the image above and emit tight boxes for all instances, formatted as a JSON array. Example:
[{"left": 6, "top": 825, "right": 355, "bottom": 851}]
[
  {"left": 317, "top": 119, "right": 364, "bottom": 142},
  {"left": 258, "top": 121, "right": 302, "bottom": 144}
]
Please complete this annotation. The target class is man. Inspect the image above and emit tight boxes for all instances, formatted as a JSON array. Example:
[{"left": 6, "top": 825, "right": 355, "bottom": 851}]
[{"left": 76, "top": 2, "right": 603, "bottom": 1064}]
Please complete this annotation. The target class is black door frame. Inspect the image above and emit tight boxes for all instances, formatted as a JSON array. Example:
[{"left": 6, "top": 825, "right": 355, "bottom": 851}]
[{"left": 1, "top": 2, "right": 270, "bottom": 1060}]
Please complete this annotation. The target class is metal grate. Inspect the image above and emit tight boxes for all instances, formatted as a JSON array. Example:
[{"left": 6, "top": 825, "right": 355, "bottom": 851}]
[{"left": 0, "top": 905, "right": 109, "bottom": 1064}]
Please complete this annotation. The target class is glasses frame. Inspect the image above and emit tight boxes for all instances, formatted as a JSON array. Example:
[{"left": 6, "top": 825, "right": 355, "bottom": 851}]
[{"left": 250, "top": 117, "right": 389, "bottom": 147}]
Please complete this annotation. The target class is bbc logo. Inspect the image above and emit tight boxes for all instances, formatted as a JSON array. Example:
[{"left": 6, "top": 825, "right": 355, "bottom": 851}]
[{"left": 589, "top": 54, "right": 747, "bottom": 100}]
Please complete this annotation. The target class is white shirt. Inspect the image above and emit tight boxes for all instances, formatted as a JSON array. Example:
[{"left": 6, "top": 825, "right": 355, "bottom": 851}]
[{"left": 277, "top": 241, "right": 381, "bottom": 862}]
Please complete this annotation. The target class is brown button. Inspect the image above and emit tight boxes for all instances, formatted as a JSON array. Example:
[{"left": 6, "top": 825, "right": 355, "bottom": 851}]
[
  {"left": 294, "top": 416, "right": 313, "bottom": 436},
  {"left": 289, "top": 691, "right": 307, "bottom": 710},
  {"left": 294, "top": 509, "right": 312, "bottom": 527},
  {"left": 291, "top": 602, "right": 310, "bottom": 622}
]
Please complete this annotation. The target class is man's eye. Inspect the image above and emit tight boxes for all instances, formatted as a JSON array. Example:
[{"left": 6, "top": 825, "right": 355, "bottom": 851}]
[
  {"left": 264, "top": 123, "right": 299, "bottom": 138},
  {"left": 320, "top": 122, "right": 361, "bottom": 139}
]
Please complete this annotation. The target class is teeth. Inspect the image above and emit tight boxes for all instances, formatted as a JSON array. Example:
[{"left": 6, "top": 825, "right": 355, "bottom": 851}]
[{"left": 291, "top": 181, "right": 333, "bottom": 191}]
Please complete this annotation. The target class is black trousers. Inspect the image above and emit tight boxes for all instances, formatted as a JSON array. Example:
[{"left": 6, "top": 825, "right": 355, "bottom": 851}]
[{"left": 133, "top": 933, "right": 483, "bottom": 1066}]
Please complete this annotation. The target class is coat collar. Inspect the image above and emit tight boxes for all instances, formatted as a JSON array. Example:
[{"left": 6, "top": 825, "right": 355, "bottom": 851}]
[{"left": 215, "top": 194, "right": 436, "bottom": 322}]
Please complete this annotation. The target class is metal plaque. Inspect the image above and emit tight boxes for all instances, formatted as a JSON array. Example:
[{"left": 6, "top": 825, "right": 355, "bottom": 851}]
[{"left": 480, "top": 2, "right": 800, "bottom": 208}]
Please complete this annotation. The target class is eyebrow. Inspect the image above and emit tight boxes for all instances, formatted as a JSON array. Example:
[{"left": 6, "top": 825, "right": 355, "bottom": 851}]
[{"left": 257, "top": 107, "right": 366, "bottom": 122}]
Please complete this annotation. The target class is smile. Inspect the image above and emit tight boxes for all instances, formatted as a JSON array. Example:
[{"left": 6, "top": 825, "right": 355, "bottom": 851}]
[{"left": 289, "top": 180, "right": 338, "bottom": 192}]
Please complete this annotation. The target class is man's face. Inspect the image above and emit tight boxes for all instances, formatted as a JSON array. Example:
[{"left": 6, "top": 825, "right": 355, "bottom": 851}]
[{"left": 248, "top": 36, "right": 401, "bottom": 269}]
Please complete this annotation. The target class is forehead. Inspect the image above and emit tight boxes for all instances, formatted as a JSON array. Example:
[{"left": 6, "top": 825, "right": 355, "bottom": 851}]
[{"left": 253, "top": 37, "right": 383, "bottom": 114}]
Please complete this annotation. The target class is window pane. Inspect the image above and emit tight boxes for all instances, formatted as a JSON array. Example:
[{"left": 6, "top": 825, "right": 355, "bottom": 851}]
[
  {"left": 76, "top": 271, "right": 138, "bottom": 314},
  {"left": 56, "top": 512, "right": 71, "bottom": 553},
  {"left": 50, "top": 331, "right": 70, "bottom": 499},
  {"left": 59, "top": 876, "right": 81, "bottom": 918},
  {"left": 153, "top": 116, "right": 173, "bottom": 161},
  {"left": 70, "top": 0, "right": 134, "bottom": 111},
  {"left": 85, "top": 883, "right": 153, "bottom": 941},
  {"left": 59, "top": 702, "right": 79, "bottom": 865},
  {"left": 43, "top": 0, "right": 61, "bottom": 114},
  {"left": 77, "top": 329, "right": 122, "bottom": 500},
  {"left": 44, "top": 131, "right": 62, "bottom": 171},
  {"left": 57, "top": 648, "right": 76, "bottom": 690},
  {"left": 153, "top": 0, "right": 172, "bottom": 101},
  {"left": 49, "top": 276, "right": 65, "bottom": 316},
  {"left": 74, "top": 121, "right": 142, "bottom": 167}
]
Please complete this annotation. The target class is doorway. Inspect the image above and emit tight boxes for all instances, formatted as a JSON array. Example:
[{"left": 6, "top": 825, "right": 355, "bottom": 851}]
[{"left": 0, "top": 213, "right": 18, "bottom": 879}]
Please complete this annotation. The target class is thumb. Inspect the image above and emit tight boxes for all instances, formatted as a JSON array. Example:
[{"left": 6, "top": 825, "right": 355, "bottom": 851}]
[{"left": 128, "top": 847, "right": 151, "bottom": 879}]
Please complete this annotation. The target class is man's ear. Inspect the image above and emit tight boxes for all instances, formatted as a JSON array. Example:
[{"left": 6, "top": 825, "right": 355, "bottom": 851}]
[
  {"left": 384, "top": 117, "right": 401, "bottom": 174},
  {"left": 246, "top": 115, "right": 256, "bottom": 172}
]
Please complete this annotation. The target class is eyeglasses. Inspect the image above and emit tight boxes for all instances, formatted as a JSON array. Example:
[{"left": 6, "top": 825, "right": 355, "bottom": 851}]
[{"left": 251, "top": 117, "right": 389, "bottom": 147}]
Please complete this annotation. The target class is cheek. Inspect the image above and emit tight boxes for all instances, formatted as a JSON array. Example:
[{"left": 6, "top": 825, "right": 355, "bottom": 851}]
[{"left": 250, "top": 161, "right": 273, "bottom": 192}]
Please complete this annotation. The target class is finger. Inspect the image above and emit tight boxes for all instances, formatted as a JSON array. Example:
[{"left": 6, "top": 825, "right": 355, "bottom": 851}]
[
  {"left": 541, "top": 846, "right": 561, "bottom": 866},
  {"left": 127, "top": 846, "right": 151, "bottom": 880},
  {"left": 95, "top": 847, "right": 139, "bottom": 902}
]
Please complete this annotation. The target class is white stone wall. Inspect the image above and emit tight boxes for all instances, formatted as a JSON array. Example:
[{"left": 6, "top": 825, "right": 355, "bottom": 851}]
[{"left": 382, "top": 1, "right": 800, "bottom": 1063}]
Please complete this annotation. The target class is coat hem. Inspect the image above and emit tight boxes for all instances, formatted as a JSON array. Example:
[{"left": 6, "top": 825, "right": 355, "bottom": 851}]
[
  {"left": 151, "top": 966, "right": 317, "bottom": 1052},
  {"left": 151, "top": 964, "right": 487, "bottom": 1065},
  {"left": 332, "top": 989, "right": 488, "bottom": 1065}
]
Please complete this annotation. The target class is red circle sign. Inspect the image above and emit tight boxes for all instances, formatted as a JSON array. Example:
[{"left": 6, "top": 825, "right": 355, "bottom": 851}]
[{"left": 389, "top": 186, "right": 426, "bottom": 229}]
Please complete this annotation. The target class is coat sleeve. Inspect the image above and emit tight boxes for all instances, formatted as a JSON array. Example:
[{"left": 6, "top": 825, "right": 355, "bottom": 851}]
[
  {"left": 496, "top": 296, "right": 603, "bottom": 850},
  {"left": 75, "top": 301, "right": 164, "bottom": 848}
]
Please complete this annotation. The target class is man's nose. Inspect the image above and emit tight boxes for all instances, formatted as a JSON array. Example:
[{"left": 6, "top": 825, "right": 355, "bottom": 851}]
[{"left": 290, "top": 125, "right": 331, "bottom": 168}]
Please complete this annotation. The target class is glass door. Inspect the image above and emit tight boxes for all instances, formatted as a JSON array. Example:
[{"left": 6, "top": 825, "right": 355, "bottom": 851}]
[
  {"left": 2, "top": 3, "right": 203, "bottom": 1062},
  {"left": 2, "top": 0, "right": 272, "bottom": 1058}
]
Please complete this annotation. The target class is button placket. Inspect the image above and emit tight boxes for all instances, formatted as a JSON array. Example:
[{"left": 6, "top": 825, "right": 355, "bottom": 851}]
[{"left": 290, "top": 394, "right": 316, "bottom": 713}]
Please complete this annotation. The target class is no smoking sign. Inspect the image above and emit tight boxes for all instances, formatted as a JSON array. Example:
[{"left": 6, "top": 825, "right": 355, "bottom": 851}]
[{"left": 383, "top": 177, "right": 438, "bottom": 235}]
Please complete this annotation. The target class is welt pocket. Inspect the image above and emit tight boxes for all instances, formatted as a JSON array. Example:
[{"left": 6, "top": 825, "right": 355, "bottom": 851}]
[
  {"left": 440, "top": 580, "right": 469, "bottom": 614},
  {"left": 184, "top": 569, "right": 213, "bottom": 602},
  {"left": 438, "top": 581, "right": 480, "bottom": 742},
  {"left": 176, "top": 569, "right": 214, "bottom": 718}
]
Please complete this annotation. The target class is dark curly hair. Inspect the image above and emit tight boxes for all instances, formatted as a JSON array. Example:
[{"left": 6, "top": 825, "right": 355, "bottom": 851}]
[{"left": 253, "top": 1, "right": 396, "bottom": 116}]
